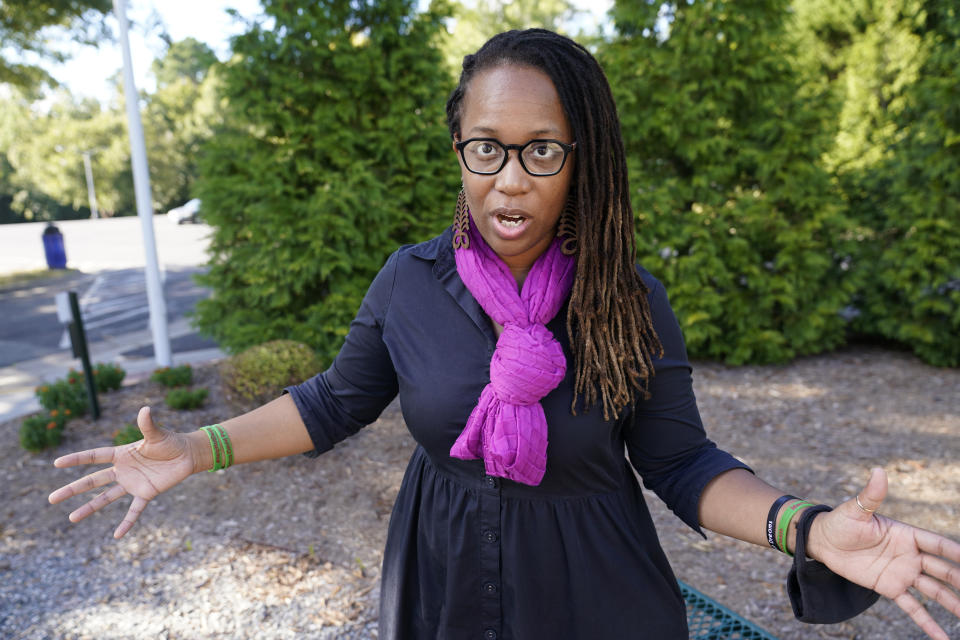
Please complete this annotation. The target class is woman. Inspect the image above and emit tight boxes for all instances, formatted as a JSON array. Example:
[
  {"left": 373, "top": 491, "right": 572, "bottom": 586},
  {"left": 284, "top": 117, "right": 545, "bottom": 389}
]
[{"left": 48, "top": 29, "right": 959, "bottom": 640}]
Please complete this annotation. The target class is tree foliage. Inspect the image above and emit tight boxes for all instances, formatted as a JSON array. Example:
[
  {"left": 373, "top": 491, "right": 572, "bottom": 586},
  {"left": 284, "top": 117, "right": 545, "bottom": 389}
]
[
  {"left": 792, "top": 0, "right": 960, "bottom": 366},
  {"left": 602, "top": 0, "right": 855, "bottom": 364},
  {"left": 192, "top": 0, "right": 459, "bottom": 362},
  {"left": 0, "top": 37, "right": 221, "bottom": 221},
  {"left": 2, "top": 0, "right": 955, "bottom": 367},
  {"left": 0, "top": 0, "right": 112, "bottom": 92},
  {"left": 859, "top": 0, "right": 960, "bottom": 365},
  {"left": 440, "top": 0, "right": 581, "bottom": 73}
]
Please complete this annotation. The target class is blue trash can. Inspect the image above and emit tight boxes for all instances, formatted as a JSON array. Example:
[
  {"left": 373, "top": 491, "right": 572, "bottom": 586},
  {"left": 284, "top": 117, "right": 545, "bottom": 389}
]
[{"left": 42, "top": 223, "right": 67, "bottom": 269}]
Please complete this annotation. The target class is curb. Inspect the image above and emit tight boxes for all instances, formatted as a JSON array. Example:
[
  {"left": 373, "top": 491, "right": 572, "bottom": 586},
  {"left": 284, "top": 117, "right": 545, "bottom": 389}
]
[{"left": 0, "top": 319, "right": 226, "bottom": 423}]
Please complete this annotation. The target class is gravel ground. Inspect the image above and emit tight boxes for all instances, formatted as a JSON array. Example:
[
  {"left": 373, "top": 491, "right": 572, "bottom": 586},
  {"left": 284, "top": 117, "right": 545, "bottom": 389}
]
[{"left": 1, "top": 346, "right": 958, "bottom": 639}]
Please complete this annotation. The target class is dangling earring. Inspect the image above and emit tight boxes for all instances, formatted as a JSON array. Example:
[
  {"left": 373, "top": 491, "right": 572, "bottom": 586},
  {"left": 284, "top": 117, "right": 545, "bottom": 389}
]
[
  {"left": 453, "top": 188, "right": 470, "bottom": 250},
  {"left": 557, "top": 192, "right": 578, "bottom": 256}
]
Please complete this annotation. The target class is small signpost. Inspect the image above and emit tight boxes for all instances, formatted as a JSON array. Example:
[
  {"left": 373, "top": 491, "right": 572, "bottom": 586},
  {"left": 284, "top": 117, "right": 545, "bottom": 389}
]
[{"left": 55, "top": 291, "right": 100, "bottom": 420}]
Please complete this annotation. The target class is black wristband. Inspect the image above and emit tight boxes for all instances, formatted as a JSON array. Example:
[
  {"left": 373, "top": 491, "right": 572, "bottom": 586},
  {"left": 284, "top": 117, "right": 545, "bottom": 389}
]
[{"left": 766, "top": 495, "right": 798, "bottom": 551}]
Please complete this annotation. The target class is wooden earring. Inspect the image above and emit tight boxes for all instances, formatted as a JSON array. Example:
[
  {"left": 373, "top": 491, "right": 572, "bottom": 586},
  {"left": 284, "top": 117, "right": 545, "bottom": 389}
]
[{"left": 453, "top": 188, "right": 470, "bottom": 250}]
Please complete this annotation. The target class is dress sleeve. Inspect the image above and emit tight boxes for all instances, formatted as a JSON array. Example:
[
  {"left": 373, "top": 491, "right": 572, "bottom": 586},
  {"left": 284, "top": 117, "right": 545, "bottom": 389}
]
[
  {"left": 624, "top": 277, "right": 752, "bottom": 536},
  {"left": 285, "top": 251, "right": 401, "bottom": 456}
]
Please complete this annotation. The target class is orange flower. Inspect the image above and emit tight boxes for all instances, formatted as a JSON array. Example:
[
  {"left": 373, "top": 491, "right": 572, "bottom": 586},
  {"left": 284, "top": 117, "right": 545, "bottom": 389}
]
[
  {"left": 64, "top": 409, "right": 71, "bottom": 416},
  {"left": 47, "top": 422, "right": 57, "bottom": 430},
  {"left": 68, "top": 377, "right": 77, "bottom": 384},
  {"left": 50, "top": 409, "right": 59, "bottom": 417}
]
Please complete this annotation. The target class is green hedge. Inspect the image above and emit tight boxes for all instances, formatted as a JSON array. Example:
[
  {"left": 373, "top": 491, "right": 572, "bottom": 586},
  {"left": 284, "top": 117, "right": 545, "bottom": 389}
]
[
  {"left": 190, "top": 0, "right": 956, "bottom": 368},
  {"left": 603, "top": 0, "right": 857, "bottom": 364},
  {"left": 193, "top": 0, "right": 458, "bottom": 364}
]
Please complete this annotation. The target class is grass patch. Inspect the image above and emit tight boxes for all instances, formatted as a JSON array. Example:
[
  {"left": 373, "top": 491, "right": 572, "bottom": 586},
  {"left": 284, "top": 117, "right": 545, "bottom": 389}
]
[{"left": 0, "top": 268, "right": 80, "bottom": 290}]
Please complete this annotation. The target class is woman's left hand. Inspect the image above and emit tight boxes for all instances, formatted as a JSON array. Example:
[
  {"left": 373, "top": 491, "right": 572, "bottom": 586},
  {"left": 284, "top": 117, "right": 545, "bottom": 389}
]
[{"left": 808, "top": 467, "right": 960, "bottom": 640}]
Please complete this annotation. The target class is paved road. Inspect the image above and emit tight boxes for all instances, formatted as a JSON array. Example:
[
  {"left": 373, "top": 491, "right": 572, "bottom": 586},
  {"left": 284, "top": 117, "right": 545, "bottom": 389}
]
[
  {"left": 0, "top": 216, "right": 224, "bottom": 421},
  {"left": 0, "top": 266, "right": 215, "bottom": 368}
]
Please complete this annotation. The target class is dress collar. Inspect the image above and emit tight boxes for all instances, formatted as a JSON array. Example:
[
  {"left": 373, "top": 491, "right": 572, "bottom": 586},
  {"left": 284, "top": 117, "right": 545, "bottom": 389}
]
[{"left": 410, "top": 226, "right": 498, "bottom": 347}]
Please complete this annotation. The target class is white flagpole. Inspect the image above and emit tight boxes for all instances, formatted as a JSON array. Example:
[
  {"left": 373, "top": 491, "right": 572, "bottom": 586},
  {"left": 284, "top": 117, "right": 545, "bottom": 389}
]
[{"left": 113, "top": 0, "right": 172, "bottom": 366}]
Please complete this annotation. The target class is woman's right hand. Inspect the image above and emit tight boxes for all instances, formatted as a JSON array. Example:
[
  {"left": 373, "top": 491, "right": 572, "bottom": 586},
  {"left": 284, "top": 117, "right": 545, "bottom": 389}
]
[{"left": 48, "top": 406, "right": 198, "bottom": 539}]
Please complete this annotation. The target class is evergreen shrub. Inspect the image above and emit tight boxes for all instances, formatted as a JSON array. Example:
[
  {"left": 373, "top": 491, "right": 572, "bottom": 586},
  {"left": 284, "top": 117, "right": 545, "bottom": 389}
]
[
  {"left": 603, "top": 0, "right": 856, "bottom": 364},
  {"left": 851, "top": 0, "right": 960, "bottom": 366},
  {"left": 794, "top": 0, "right": 960, "bottom": 367},
  {"left": 220, "top": 339, "right": 322, "bottom": 410},
  {"left": 193, "top": 0, "right": 459, "bottom": 364}
]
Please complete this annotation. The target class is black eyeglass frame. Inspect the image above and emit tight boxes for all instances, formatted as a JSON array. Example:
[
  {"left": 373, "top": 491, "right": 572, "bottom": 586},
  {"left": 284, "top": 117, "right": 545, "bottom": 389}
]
[{"left": 454, "top": 138, "right": 577, "bottom": 177}]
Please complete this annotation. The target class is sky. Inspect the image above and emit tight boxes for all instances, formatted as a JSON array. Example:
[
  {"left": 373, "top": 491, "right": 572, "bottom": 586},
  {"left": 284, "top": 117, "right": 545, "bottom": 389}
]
[
  {"left": 45, "top": 0, "right": 264, "bottom": 100},
  {"left": 42, "top": 0, "right": 613, "bottom": 102}
]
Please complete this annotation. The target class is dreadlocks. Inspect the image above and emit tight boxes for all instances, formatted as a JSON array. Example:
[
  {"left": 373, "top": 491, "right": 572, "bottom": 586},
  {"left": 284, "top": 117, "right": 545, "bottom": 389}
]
[{"left": 446, "top": 28, "right": 664, "bottom": 420}]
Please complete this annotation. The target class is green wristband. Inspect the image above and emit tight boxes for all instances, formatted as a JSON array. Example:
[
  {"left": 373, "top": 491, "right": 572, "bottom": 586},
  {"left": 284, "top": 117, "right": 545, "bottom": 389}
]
[
  {"left": 212, "top": 424, "right": 233, "bottom": 469},
  {"left": 200, "top": 425, "right": 223, "bottom": 472},
  {"left": 201, "top": 424, "right": 233, "bottom": 471},
  {"left": 776, "top": 499, "right": 814, "bottom": 556}
]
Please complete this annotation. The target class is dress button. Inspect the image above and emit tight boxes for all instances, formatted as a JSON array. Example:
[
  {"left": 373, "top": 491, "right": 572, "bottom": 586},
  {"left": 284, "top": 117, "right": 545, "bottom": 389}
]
[
  {"left": 485, "top": 476, "right": 498, "bottom": 489},
  {"left": 483, "top": 582, "right": 498, "bottom": 594},
  {"left": 483, "top": 529, "right": 498, "bottom": 543},
  {"left": 484, "top": 630, "right": 497, "bottom": 640}
]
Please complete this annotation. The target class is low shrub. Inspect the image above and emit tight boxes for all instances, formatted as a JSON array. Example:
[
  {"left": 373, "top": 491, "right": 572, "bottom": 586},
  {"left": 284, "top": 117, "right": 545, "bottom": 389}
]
[
  {"left": 35, "top": 378, "right": 88, "bottom": 416},
  {"left": 166, "top": 387, "right": 209, "bottom": 410},
  {"left": 93, "top": 363, "right": 126, "bottom": 392},
  {"left": 221, "top": 340, "right": 321, "bottom": 410},
  {"left": 62, "top": 364, "right": 126, "bottom": 393},
  {"left": 20, "top": 413, "right": 64, "bottom": 452},
  {"left": 112, "top": 422, "right": 144, "bottom": 446},
  {"left": 151, "top": 365, "right": 193, "bottom": 388}
]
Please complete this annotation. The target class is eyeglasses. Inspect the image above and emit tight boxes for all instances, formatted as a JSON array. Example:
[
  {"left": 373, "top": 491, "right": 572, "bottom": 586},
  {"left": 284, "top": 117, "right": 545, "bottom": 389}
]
[{"left": 455, "top": 138, "right": 576, "bottom": 177}]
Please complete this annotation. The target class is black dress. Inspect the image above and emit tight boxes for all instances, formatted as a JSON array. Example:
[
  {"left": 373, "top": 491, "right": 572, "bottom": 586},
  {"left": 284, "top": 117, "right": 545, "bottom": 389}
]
[{"left": 288, "top": 227, "right": 752, "bottom": 639}]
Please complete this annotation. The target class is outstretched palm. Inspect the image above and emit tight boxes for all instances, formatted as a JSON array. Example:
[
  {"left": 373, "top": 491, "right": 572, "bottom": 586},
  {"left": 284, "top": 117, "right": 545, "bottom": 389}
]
[
  {"left": 48, "top": 406, "right": 195, "bottom": 539},
  {"left": 810, "top": 468, "right": 960, "bottom": 640}
]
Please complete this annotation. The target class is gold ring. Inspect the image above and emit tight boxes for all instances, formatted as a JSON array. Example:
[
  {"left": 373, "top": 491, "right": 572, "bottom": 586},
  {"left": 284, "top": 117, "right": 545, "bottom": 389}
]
[{"left": 855, "top": 494, "right": 876, "bottom": 513}]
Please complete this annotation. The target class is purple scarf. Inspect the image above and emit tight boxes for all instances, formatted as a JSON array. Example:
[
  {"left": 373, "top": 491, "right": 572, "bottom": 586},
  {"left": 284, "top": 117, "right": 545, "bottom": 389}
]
[{"left": 450, "top": 214, "right": 576, "bottom": 486}]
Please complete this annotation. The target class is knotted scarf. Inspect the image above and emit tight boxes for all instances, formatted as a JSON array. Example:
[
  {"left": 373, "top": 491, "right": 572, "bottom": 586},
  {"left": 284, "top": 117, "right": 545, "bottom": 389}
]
[{"left": 449, "top": 213, "right": 576, "bottom": 485}]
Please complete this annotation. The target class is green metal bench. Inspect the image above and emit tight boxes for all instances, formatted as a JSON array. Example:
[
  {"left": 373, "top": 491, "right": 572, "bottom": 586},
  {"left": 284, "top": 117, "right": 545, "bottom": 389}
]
[{"left": 681, "top": 581, "right": 779, "bottom": 639}]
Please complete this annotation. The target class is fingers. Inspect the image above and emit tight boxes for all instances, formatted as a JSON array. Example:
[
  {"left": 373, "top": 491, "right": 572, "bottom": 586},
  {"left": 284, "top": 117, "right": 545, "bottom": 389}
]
[
  {"left": 52, "top": 407, "right": 154, "bottom": 469},
  {"left": 53, "top": 446, "right": 117, "bottom": 469},
  {"left": 921, "top": 554, "right": 960, "bottom": 590},
  {"left": 917, "top": 529, "right": 960, "bottom": 567},
  {"left": 67, "top": 484, "right": 127, "bottom": 523},
  {"left": 894, "top": 591, "right": 950, "bottom": 640},
  {"left": 851, "top": 466, "right": 887, "bottom": 520},
  {"left": 915, "top": 574, "right": 960, "bottom": 619},
  {"left": 48, "top": 467, "right": 116, "bottom": 504},
  {"left": 114, "top": 496, "right": 148, "bottom": 539}
]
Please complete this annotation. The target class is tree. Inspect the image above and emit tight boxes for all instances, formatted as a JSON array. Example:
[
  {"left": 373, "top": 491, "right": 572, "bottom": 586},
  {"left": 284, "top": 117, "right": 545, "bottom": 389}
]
[
  {"left": 602, "top": 0, "right": 854, "bottom": 364},
  {"left": 441, "top": 0, "right": 581, "bottom": 73},
  {"left": 192, "top": 0, "right": 459, "bottom": 362},
  {"left": 0, "top": 37, "right": 223, "bottom": 221},
  {"left": 0, "top": 0, "right": 112, "bottom": 92},
  {"left": 861, "top": 0, "right": 960, "bottom": 366},
  {"left": 150, "top": 37, "right": 219, "bottom": 88},
  {"left": 792, "top": 0, "right": 960, "bottom": 366},
  {"left": 0, "top": 89, "right": 130, "bottom": 220},
  {"left": 143, "top": 38, "right": 223, "bottom": 212}
]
